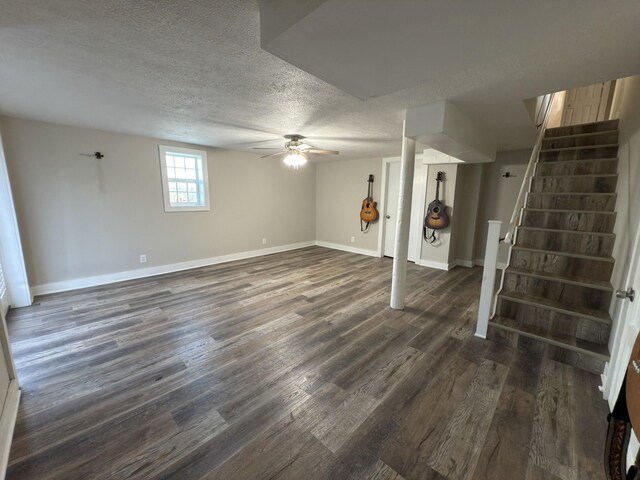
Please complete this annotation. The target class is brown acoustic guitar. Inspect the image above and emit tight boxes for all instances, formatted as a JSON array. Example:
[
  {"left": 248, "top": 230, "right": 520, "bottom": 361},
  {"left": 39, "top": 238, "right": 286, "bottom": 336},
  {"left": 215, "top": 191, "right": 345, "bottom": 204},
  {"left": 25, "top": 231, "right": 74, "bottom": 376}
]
[
  {"left": 360, "top": 175, "right": 378, "bottom": 230},
  {"left": 424, "top": 171, "right": 449, "bottom": 241}
]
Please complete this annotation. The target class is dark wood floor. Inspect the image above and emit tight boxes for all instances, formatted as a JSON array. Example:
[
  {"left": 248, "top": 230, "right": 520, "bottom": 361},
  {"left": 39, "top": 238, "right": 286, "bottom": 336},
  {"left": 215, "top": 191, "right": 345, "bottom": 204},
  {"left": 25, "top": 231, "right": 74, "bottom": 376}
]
[{"left": 5, "top": 247, "right": 608, "bottom": 479}]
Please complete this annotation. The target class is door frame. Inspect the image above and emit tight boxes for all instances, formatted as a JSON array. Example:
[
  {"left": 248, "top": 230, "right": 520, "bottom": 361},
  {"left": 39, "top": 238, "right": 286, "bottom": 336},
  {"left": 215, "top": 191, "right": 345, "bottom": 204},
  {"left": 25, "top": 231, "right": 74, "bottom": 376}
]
[
  {"left": 377, "top": 154, "right": 427, "bottom": 262},
  {"left": 604, "top": 218, "right": 640, "bottom": 406},
  {"left": 0, "top": 307, "right": 19, "bottom": 478}
]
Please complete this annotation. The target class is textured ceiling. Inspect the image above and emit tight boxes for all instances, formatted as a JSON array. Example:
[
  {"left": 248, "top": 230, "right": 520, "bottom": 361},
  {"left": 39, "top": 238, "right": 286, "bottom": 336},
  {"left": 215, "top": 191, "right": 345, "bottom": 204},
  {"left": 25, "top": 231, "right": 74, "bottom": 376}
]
[{"left": 1, "top": 0, "right": 639, "bottom": 158}]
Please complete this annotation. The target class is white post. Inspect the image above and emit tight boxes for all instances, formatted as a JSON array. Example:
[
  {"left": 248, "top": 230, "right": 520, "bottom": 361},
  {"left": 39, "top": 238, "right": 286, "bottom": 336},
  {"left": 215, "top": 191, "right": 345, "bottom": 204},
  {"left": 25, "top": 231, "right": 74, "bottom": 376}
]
[
  {"left": 390, "top": 122, "right": 416, "bottom": 310},
  {"left": 476, "top": 220, "right": 502, "bottom": 338}
]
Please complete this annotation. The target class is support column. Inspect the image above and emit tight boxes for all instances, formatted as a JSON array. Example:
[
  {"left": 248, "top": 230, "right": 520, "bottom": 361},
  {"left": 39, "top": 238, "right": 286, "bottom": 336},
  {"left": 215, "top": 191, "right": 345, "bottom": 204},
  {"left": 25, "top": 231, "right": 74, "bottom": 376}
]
[{"left": 390, "top": 122, "right": 416, "bottom": 310}]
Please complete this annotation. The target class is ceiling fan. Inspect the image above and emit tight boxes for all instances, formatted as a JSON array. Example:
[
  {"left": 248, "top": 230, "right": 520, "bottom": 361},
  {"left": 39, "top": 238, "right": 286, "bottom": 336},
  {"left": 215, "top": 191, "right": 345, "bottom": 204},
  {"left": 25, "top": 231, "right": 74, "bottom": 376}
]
[{"left": 255, "top": 134, "right": 339, "bottom": 168}]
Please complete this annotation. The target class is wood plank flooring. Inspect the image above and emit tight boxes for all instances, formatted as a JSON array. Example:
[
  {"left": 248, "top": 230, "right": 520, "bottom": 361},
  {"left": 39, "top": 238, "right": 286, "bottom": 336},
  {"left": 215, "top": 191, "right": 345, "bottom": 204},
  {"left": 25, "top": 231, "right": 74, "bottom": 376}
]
[{"left": 5, "top": 247, "right": 608, "bottom": 479}]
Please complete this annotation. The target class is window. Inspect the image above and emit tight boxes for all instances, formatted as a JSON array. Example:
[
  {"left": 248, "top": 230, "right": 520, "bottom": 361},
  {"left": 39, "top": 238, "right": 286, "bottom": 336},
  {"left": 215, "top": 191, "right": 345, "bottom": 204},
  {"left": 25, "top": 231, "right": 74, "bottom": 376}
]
[{"left": 159, "top": 145, "right": 210, "bottom": 212}]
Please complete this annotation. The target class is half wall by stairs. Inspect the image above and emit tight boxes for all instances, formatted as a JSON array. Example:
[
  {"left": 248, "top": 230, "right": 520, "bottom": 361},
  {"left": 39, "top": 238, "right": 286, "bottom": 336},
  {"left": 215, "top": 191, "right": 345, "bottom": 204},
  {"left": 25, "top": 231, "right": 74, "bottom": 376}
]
[{"left": 488, "top": 119, "right": 619, "bottom": 374}]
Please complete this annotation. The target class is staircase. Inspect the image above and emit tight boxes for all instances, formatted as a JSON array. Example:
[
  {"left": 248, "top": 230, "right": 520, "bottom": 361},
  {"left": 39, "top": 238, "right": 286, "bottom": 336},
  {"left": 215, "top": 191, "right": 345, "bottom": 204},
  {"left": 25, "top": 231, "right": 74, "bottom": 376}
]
[{"left": 487, "top": 118, "right": 619, "bottom": 374}]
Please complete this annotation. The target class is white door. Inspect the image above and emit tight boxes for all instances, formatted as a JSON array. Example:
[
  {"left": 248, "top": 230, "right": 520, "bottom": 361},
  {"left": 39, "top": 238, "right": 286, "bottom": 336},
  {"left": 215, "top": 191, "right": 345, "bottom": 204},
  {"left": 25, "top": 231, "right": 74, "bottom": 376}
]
[
  {"left": 562, "top": 81, "right": 612, "bottom": 126},
  {"left": 383, "top": 162, "right": 400, "bottom": 257},
  {"left": 382, "top": 161, "right": 426, "bottom": 262},
  {"left": 606, "top": 221, "right": 640, "bottom": 408}
]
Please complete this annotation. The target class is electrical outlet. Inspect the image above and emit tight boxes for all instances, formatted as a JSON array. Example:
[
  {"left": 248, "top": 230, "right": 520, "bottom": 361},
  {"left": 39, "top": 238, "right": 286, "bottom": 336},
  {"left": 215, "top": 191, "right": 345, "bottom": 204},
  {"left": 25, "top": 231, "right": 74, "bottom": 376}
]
[
  {"left": 262, "top": 238, "right": 267, "bottom": 245},
  {"left": 139, "top": 254, "right": 147, "bottom": 264},
  {"left": 350, "top": 236, "right": 356, "bottom": 243}
]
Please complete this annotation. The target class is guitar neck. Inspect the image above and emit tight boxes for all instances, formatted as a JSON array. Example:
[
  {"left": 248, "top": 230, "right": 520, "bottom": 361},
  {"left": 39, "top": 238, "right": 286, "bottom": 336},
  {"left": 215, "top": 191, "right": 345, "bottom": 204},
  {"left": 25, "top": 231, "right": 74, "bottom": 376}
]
[{"left": 435, "top": 179, "right": 440, "bottom": 201}]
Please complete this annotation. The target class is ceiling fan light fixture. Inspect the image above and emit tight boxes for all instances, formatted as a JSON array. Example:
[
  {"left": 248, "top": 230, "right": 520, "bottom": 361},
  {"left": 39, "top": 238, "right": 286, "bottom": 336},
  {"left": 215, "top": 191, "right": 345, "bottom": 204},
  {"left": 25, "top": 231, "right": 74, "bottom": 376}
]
[{"left": 283, "top": 151, "right": 307, "bottom": 169}]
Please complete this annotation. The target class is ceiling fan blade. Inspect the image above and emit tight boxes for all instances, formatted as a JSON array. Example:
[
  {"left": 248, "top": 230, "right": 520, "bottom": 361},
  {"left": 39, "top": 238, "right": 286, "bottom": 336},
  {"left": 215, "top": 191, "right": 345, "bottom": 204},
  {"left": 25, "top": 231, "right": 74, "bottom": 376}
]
[
  {"left": 260, "top": 151, "right": 288, "bottom": 159},
  {"left": 252, "top": 147, "right": 280, "bottom": 150},
  {"left": 304, "top": 148, "right": 339, "bottom": 155}
]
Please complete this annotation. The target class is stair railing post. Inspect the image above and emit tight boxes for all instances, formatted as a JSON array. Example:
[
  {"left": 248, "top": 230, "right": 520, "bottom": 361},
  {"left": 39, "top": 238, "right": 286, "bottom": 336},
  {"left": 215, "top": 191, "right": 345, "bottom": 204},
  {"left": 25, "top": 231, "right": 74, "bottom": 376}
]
[{"left": 476, "top": 220, "right": 502, "bottom": 339}]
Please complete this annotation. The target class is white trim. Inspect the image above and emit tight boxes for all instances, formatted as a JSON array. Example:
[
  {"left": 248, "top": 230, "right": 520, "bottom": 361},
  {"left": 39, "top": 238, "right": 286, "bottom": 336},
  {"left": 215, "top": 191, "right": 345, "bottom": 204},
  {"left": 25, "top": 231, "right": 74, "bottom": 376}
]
[
  {"left": 376, "top": 158, "right": 390, "bottom": 257},
  {"left": 451, "top": 259, "right": 474, "bottom": 268},
  {"left": 158, "top": 145, "right": 210, "bottom": 212},
  {"left": 0, "top": 380, "right": 20, "bottom": 480},
  {"left": 314, "top": 241, "right": 379, "bottom": 258},
  {"left": 472, "top": 258, "right": 508, "bottom": 270},
  {"left": 415, "top": 259, "right": 450, "bottom": 270},
  {"left": 31, "top": 241, "right": 315, "bottom": 296}
]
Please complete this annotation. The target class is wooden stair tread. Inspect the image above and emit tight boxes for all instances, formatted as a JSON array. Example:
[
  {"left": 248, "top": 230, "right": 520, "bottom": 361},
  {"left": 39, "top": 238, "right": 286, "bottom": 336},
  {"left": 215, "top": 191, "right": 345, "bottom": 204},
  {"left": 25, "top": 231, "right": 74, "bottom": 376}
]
[
  {"left": 545, "top": 119, "right": 618, "bottom": 136},
  {"left": 498, "top": 291, "right": 611, "bottom": 324},
  {"left": 542, "top": 131, "right": 617, "bottom": 141},
  {"left": 540, "top": 144, "right": 618, "bottom": 152},
  {"left": 535, "top": 157, "right": 618, "bottom": 164},
  {"left": 489, "top": 316, "right": 610, "bottom": 359},
  {"left": 505, "top": 266, "right": 613, "bottom": 291},
  {"left": 517, "top": 226, "right": 615, "bottom": 237},
  {"left": 527, "top": 192, "right": 616, "bottom": 196},
  {"left": 532, "top": 174, "right": 618, "bottom": 178},
  {"left": 524, "top": 208, "right": 616, "bottom": 215},
  {"left": 511, "top": 245, "right": 615, "bottom": 262}
]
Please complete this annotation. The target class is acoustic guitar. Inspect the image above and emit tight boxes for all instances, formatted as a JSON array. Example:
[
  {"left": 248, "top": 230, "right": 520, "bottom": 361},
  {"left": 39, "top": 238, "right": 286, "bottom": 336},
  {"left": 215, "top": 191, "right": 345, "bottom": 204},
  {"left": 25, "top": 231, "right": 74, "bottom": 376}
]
[
  {"left": 424, "top": 171, "right": 449, "bottom": 234},
  {"left": 360, "top": 175, "right": 378, "bottom": 230}
]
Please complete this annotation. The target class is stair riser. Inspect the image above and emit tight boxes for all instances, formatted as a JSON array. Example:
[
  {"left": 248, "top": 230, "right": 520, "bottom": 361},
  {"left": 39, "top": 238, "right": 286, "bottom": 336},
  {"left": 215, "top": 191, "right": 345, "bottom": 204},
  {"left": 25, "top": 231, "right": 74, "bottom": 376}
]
[
  {"left": 539, "top": 146, "right": 618, "bottom": 162},
  {"left": 536, "top": 159, "right": 618, "bottom": 176},
  {"left": 502, "top": 274, "right": 612, "bottom": 312},
  {"left": 522, "top": 210, "right": 616, "bottom": 233},
  {"left": 545, "top": 119, "right": 619, "bottom": 138},
  {"left": 530, "top": 176, "right": 617, "bottom": 193},
  {"left": 516, "top": 229, "right": 615, "bottom": 257},
  {"left": 487, "top": 325, "right": 606, "bottom": 374},
  {"left": 510, "top": 249, "right": 613, "bottom": 281},
  {"left": 541, "top": 131, "right": 618, "bottom": 150},
  {"left": 495, "top": 300, "right": 610, "bottom": 345},
  {"left": 526, "top": 193, "right": 616, "bottom": 212}
]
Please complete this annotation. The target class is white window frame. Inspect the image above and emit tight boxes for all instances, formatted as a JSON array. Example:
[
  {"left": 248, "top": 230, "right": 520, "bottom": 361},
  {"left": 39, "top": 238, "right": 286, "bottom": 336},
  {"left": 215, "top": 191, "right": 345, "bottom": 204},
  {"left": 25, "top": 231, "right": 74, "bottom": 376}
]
[{"left": 158, "top": 145, "right": 210, "bottom": 212}]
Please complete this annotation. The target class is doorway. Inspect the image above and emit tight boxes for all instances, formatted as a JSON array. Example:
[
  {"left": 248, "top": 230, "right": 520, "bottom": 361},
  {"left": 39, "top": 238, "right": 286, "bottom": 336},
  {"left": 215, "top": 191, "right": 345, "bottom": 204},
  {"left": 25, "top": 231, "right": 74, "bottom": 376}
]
[
  {"left": 381, "top": 160, "right": 427, "bottom": 262},
  {"left": 561, "top": 80, "right": 614, "bottom": 126}
]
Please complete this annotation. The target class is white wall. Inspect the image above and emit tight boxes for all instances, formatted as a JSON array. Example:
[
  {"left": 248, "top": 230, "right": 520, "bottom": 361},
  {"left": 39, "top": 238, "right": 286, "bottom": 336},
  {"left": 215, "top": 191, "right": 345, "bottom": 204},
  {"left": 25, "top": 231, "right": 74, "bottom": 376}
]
[
  {"left": 315, "top": 157, "right": 382, "bottom": 254},
  {"left": 419, "top": 163, "right": 458, "bottom": 268},
  {"left": 316, "top": 154, "right": 485, "bottom": 269},
  {"left": 1, "top": 117, "right": 316, "bottom": 293},
  {"left": 473, "top": 149, "right": 531, "bottom": 266},
  {"left": 0, "top": 115, "right": 537, "bottom": 299}
]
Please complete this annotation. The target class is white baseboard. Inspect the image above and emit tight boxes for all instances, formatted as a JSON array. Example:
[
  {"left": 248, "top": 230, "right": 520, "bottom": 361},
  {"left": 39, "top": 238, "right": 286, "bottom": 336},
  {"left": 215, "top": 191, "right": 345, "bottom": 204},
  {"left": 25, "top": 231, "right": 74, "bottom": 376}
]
[
  {"left": 415, "top": 259, "right": 450, "bottom": 270},
  {"left": 472, "top": 258, "right": 507, "bottom": 270},
  {"left": 31, "top": 241, "right": 316, "bottom": 296},
  {"left": 0, "top": 381, "right": 20, "bottom": 480},
  {"left": 451, "top": 259, "right": 474, "bottom": 268},
  {"left": 314, "top": 241, "right": 380, "bottom": 258}
]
